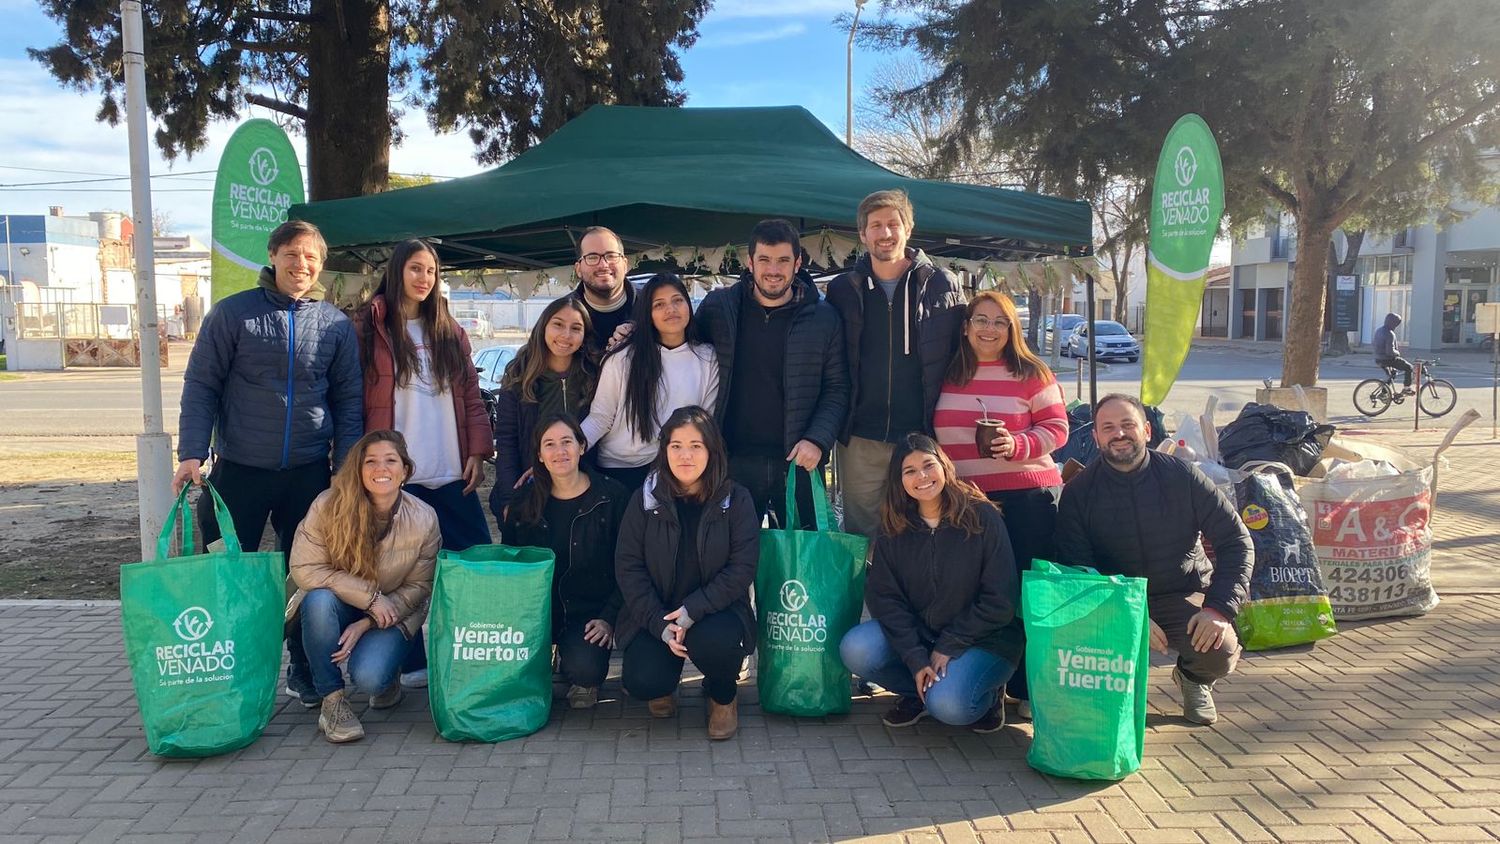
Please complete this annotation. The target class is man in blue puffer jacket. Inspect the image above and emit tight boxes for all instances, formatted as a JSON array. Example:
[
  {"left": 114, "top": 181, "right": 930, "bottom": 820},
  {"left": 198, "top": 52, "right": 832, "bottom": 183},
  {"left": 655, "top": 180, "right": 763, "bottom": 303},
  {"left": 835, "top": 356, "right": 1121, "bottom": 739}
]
[{"left": 173, "top": 219, "right": 363, "bottom": 705}]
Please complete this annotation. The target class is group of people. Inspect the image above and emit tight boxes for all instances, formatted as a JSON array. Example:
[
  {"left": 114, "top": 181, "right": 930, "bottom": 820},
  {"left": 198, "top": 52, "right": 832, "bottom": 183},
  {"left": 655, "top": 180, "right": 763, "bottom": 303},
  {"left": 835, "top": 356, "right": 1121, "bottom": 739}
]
[{"left": 173, "top": 188, "right": 1254, "bottom": 746}]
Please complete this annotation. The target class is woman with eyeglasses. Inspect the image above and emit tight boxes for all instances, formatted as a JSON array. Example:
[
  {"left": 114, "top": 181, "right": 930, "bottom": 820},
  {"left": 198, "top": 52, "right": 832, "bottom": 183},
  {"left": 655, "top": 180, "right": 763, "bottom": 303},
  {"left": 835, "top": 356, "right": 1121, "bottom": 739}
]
[
  {"left": 932, "top": 290, "right": 1068, "bottom": 720},
  {"left": 580, "top": 273, "right": 718, "bottom": 491}
]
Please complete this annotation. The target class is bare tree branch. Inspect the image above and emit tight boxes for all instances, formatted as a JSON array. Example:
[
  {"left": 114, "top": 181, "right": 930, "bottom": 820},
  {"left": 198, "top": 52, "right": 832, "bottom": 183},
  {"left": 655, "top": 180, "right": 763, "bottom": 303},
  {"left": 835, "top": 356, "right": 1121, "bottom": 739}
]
[{"left": 245, "top": 93, "right": 308, "bottom": 120}]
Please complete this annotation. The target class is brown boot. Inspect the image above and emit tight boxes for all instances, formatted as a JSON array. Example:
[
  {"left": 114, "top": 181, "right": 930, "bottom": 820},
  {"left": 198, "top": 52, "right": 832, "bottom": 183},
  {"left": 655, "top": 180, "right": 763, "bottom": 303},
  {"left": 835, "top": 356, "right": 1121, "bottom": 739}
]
[
  {"left": 647, "top": 695, "right": 677, "bottom": 718},
  {"left": 707, "top": 698, "right": 738, "bottom": 740}
]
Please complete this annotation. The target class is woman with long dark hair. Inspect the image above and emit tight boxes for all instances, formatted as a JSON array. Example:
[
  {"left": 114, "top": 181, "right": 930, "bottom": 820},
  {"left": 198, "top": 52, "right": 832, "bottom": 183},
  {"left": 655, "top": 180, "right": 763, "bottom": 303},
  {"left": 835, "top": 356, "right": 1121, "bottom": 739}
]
[
  {"left": 288, "top": 430, "right": 441, "bottom": 743},
  {"left": 613, "top": 406, "right": 758, "bottom": 740},
  {"left": 499, "top": 414, "right": 627, "bottom": 709},
  {"left": 355, "top": 239, "right": 493, "bottom": 689},
  {"left": 839, "top": 434, "right": 1022, "bottom": 733},
  {"left": 355, "top": 238, "right": 493, "bottom": 548},
  {"left": 581, "top": 273, "right": 718, "bottom": 491},
  {"left": 932, "top": 290, "right": 1067, "bottom": 719},
  {"left": 490, "top": 296, "right": 598, "bottom": 522}
]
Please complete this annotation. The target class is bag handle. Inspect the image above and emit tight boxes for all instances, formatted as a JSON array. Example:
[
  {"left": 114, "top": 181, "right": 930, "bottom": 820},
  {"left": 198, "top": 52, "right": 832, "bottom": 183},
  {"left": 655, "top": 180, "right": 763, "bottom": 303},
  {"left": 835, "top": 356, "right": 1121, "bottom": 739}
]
[
  {"left": 1237, "top": 460, "right": 1295, "bottom": 477},
  {"left": 1032, "top": 557, "right": 1131, "bottom": 584},
  {"left": 783, "top": 463, "right": 833, "bottom": 533},
  {"left": 156, "top": 482, "right": 242, "bottom": 560}
]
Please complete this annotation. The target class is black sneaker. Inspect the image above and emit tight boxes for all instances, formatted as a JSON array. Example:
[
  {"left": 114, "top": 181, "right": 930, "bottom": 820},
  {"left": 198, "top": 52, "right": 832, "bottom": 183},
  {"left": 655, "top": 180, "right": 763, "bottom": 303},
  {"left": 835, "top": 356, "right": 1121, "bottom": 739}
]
[
  {"left": 881, "top": 696, "right": 928, "bottom": 727},
  {"left": 285, "top": 667, "right": 320, "bottom": 709},
  {"left": 970, "top": 704, "right": 1006, "bottom": 734}
]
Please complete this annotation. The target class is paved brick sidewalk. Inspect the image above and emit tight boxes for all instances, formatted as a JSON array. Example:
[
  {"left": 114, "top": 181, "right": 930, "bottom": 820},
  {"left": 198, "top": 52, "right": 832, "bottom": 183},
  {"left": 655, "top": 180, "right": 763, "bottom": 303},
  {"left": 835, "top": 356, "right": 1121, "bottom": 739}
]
[{"left": 3, "top": 596, "right": 1500, "bottom": 844}]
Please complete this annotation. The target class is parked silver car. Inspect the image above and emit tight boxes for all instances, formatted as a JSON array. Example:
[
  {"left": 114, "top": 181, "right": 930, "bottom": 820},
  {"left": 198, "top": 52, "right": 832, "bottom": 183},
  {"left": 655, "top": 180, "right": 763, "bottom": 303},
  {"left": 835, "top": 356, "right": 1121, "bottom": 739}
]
[{"left": 1065, "top": 320, "right": 1140, "bottom": 362}]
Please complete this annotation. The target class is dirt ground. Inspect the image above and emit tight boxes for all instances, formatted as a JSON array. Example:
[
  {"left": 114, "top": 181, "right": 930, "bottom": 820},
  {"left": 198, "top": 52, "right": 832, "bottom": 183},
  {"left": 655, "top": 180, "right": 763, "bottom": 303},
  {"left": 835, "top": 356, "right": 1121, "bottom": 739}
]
[
  {"left": 0, "top": 451, "right": 140, "bottom": 599},
  {"left": 0, "top": 447, "right": 503, "bottom": 600}
]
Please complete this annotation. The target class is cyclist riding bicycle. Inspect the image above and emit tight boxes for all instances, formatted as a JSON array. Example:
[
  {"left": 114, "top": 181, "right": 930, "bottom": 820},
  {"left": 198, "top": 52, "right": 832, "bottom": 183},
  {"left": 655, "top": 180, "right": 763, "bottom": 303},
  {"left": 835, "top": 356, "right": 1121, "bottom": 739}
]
[{"left": 1372, "top": 312, "right": 1414, "bottom": 396}]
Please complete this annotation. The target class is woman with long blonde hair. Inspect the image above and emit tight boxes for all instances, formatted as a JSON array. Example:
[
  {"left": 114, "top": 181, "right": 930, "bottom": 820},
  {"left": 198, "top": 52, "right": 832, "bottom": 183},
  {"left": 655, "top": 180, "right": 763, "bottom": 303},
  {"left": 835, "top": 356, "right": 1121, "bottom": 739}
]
[
  {"left": 288, "top": 430, "right": 441, "bottom": 744},
  {"left": 932, "top": 290, "right": 1068, "bottom": 719}
]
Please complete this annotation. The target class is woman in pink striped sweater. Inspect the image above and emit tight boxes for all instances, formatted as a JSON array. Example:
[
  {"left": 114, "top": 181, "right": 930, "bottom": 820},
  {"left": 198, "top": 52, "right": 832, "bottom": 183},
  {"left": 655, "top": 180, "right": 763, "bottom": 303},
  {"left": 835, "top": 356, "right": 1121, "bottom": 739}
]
[{"left": 934, "top": 290, "right": 1068, "bottom": 718}]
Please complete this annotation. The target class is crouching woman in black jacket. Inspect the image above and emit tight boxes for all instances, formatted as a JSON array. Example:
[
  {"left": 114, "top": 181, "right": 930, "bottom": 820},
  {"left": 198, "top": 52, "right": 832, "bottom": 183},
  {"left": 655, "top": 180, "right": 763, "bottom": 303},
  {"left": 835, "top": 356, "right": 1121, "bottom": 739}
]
[
  {"left": 500, "top": 414, "right": 628, "bottom": 711},
  {"left": 840, "top": 433, "right": 1023, "bottom": 733},
  {"left": 614, "top": 406, "right": 759, "bottom": 740}
]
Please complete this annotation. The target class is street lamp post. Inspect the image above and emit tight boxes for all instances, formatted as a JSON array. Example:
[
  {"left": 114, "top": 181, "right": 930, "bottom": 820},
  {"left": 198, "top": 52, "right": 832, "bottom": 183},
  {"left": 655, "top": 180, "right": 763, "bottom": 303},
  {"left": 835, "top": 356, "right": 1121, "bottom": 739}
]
[
  {"left": 846, "top": 0, "right": 867, "bottom": 147},
  {"left": 122, "top": 0, "right": 172, "bottom": 561}
]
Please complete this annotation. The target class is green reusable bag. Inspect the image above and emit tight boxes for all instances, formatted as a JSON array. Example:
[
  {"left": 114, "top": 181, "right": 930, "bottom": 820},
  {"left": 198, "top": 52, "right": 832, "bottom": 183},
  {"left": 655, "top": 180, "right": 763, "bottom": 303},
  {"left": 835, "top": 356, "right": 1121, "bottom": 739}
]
[
  {"left": 120, "top": 483, "right": 285, "bottom": 758},
  {"left": 428, "top": 544, "right": 555, "bottom": 742},
  {"left": 1022, "top": 559, "right": 1149, "bottom": 780},
  {"left": 755, "top": 466, "right": 869, "bottom": 717}
]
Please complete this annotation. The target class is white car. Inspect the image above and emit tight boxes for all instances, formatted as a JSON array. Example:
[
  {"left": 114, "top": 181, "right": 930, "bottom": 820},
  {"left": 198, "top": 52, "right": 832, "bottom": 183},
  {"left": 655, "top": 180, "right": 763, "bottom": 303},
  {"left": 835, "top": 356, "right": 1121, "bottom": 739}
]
[
  {"left": 1065, "top": 320, "right": 1140, "bottom": 362},
  {"left": 453, "top": 309, "right": 493, "bottom": 339}
]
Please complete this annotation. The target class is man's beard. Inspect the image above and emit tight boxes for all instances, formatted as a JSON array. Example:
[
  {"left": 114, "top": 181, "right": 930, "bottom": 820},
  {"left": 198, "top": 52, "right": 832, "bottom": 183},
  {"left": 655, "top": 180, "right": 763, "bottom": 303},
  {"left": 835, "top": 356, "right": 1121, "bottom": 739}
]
[
  {"left": 755, "top": 278, "right": 790, "bottom": 302},
  {"left": 1102, "top": 438, "right": 1144, "bottom": 468},
  {"left": 581, "top": 273, "right": 619, "bottom": 297}
]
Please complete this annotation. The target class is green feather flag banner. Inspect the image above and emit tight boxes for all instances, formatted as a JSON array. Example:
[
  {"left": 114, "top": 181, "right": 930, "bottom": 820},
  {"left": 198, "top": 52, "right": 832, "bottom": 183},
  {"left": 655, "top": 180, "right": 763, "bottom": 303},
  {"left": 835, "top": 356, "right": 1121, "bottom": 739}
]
[{"left": 1142, "top": 114, "right": 1224, "bottom": 406}]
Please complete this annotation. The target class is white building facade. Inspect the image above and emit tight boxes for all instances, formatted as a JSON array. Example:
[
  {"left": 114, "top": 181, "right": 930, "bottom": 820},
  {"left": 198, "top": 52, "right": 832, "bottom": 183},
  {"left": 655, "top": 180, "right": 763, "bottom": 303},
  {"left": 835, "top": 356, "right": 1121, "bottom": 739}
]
[{"left": 1230, "top": 205, "right": 1499, "bottom": 352}]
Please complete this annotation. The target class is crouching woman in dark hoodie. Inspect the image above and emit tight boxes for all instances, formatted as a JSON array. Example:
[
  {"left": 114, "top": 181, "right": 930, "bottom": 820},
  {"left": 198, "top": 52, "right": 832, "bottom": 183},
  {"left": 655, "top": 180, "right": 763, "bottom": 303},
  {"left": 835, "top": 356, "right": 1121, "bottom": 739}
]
[
  {"left": 840, "top": 433, "right": 1023, "bottom": 733},
  {"left": 614, "top": 406, "right": 759, "bottom": 740},
  {"left": 500, "top": 414, "right": 628, "bottom": 711}
]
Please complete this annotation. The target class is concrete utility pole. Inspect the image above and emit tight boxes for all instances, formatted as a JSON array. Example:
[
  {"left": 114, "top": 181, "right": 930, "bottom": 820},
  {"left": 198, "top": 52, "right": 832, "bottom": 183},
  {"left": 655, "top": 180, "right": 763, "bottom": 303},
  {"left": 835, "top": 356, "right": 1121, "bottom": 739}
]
[
  {"left": 846, "top": 0, "right": 867, "bottom": 147},
  {"left": 123, "top": 0, "right": 173, "bottom": 560}
]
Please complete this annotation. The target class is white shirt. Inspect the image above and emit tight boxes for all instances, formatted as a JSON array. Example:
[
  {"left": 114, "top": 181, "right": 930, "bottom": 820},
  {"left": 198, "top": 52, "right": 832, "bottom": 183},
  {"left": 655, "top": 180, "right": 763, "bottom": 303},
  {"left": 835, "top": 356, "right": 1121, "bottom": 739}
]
[
  {"left": 581, "top": 342, "right": 719, "bottom": 468},
  {"left": 393, "top": 322, "right": 462, "bottom": 487}
]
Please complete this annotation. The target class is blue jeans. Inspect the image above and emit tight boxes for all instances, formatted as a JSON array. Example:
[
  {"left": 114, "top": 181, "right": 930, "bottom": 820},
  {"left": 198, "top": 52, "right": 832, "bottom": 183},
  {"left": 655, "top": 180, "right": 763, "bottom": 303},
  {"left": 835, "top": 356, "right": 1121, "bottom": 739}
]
[
  {"left": 301, "top": 588, "right": 415, "bottom": 698},
  {"left": 839, "top": 620, "right": 1015, "bottom": 726}
]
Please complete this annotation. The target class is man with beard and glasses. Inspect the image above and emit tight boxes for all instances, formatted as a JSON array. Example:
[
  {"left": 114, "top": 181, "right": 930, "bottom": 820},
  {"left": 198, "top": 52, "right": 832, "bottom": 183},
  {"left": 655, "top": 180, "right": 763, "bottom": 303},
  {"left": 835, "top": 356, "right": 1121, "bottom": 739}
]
[
  {"left": 571, "top": 226, "right": 636, "bottom": 354},
  {"left": 695, "top": 219, "right": 849, "bottom": 529},
  {"left": 1053, "top": 394, "right": 1252, "bottom": 725}
]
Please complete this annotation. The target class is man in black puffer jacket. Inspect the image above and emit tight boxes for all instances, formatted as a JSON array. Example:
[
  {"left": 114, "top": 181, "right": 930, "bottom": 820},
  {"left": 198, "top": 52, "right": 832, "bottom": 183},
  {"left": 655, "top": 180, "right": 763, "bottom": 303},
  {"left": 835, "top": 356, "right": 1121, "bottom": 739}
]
[
  {"left": 1055, "top": 394, "right": 1252, "bottom": 726},
  {"left": 173, "top": 219, "right": 363, "bottom": 706},
  {"left": 697, "top": 219, "right": 849, "bottom": 530},
  {"left": 826, "top": 190, "right": 964, "bottom": 540}
]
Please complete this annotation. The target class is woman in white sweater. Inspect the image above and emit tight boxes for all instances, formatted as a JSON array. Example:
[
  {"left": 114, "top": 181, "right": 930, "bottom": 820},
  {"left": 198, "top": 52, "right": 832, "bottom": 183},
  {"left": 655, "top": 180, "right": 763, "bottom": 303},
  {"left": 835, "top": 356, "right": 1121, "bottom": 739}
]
[{"left": 582, "top": 273, "right": 718, "bottom": 490}]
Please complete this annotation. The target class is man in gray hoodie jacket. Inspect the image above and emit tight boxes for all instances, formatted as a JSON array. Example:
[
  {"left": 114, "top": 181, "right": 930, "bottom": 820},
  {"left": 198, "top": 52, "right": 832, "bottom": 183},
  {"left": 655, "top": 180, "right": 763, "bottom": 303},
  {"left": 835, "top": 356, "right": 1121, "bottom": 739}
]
[{"left": 1372, "top": 312, "right": 1413, "bottom": 393}]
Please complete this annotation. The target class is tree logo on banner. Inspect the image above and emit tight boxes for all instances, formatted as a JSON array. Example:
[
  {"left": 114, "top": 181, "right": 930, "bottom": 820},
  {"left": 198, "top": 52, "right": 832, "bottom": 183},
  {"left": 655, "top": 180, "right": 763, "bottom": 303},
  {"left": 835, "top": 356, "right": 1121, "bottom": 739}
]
[
  {"left": 1174, "top": 146, "right": 1198, "bottom": 188},
  {"left": 249, "top": 148, "right": 279, "bottom": 186}
]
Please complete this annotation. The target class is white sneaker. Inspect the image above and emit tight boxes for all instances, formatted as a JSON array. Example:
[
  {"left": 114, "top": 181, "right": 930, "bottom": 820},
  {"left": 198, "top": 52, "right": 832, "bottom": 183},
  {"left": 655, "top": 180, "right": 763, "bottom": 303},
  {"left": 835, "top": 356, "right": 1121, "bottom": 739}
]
[
  {"left": 1016, "top": 700, "right": 1033, "bottom": 721},
  {"left": 399, "top": 669, "right": 428, "bottom": 688}
]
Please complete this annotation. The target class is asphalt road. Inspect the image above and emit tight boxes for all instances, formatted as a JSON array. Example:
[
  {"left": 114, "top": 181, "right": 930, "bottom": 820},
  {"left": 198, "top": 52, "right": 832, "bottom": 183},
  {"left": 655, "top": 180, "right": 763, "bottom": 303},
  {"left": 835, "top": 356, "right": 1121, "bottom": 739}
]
[{"left": 1, "top": 343, "right": 1494, "bottom": 440}]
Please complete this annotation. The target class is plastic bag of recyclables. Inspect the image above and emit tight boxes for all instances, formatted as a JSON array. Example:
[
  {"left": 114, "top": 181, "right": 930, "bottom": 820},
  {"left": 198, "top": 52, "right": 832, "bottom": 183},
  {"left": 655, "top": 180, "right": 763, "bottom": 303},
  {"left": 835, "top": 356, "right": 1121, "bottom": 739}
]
[
  {"left": 1292, "top": 436, "right": 1443, "bottom": 621},
  {"left": 1177, "top": 402, "right": 1476, "bottom": 622}
]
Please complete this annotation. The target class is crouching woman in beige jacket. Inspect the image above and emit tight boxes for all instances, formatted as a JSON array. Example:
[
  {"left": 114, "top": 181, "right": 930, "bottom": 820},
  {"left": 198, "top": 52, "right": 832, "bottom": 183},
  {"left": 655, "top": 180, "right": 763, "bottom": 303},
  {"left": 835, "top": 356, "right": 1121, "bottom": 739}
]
[{"left": 289, "top": 430, "right": 441, "bottom": 743}]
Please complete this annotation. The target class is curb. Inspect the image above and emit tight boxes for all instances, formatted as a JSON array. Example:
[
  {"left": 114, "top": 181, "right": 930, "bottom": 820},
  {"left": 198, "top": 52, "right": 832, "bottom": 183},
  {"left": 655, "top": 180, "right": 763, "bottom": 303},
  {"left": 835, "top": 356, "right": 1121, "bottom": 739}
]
[{"left": 0, "top": 599, "right": 121, "bottom": 608}]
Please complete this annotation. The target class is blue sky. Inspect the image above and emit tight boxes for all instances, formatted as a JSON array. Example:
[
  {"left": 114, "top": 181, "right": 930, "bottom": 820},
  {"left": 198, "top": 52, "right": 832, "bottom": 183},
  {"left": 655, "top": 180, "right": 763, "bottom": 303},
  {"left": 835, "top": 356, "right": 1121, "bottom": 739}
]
[{"left": 0, "top": 0, "right": 907, "bottom": 244}]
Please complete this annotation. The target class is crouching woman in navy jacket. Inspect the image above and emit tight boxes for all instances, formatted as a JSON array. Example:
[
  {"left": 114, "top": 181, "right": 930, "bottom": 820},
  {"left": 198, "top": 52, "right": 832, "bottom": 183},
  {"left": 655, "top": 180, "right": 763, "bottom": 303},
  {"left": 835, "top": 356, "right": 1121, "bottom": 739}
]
[
  {"left": 840, "top": 433, "right": 1023, "bottom": 733},
  {"left": 613, "top": 406, "right": 759, "bottom": 740}
]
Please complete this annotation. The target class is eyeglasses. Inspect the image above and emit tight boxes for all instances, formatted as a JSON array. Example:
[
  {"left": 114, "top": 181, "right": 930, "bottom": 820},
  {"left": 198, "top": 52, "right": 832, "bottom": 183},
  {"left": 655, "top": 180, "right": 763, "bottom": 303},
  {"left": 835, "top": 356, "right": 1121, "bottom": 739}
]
[
  {"left": 968, "top": 317, "right": 1011, "bottom": 330},
  {"left": 578, "top": 252, "right": 625, "bottom": 266}
]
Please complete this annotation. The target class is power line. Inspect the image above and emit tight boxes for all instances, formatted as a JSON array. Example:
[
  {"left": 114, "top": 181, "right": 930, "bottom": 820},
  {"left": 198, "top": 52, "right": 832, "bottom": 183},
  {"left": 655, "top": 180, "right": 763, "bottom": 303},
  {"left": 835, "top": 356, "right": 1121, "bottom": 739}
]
[{"left": 0, "top": 187, "right": 211, "bottom": 193}]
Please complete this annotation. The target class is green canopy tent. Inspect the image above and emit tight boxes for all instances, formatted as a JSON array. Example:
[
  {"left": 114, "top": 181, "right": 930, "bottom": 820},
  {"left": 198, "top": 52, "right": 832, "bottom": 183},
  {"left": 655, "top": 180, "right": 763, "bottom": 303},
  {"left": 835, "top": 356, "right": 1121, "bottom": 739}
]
[{"left": 290, "top": 105, "right": 1092, "bottom": 274}]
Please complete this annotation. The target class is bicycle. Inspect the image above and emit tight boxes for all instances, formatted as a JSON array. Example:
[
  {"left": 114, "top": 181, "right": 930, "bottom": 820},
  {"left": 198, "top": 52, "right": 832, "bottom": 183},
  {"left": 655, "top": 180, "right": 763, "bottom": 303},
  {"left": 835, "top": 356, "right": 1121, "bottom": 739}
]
[{"left": 1353, "top": 359, "right": 1458, "bottom": 418}]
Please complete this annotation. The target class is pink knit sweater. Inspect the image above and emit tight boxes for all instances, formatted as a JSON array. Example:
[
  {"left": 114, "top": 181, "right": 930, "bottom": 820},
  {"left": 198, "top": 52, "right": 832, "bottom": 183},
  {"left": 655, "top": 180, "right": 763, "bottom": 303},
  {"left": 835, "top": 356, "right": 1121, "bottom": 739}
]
[{"left": 934, "top": 361, "right": 1068, "bottom": 492}]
